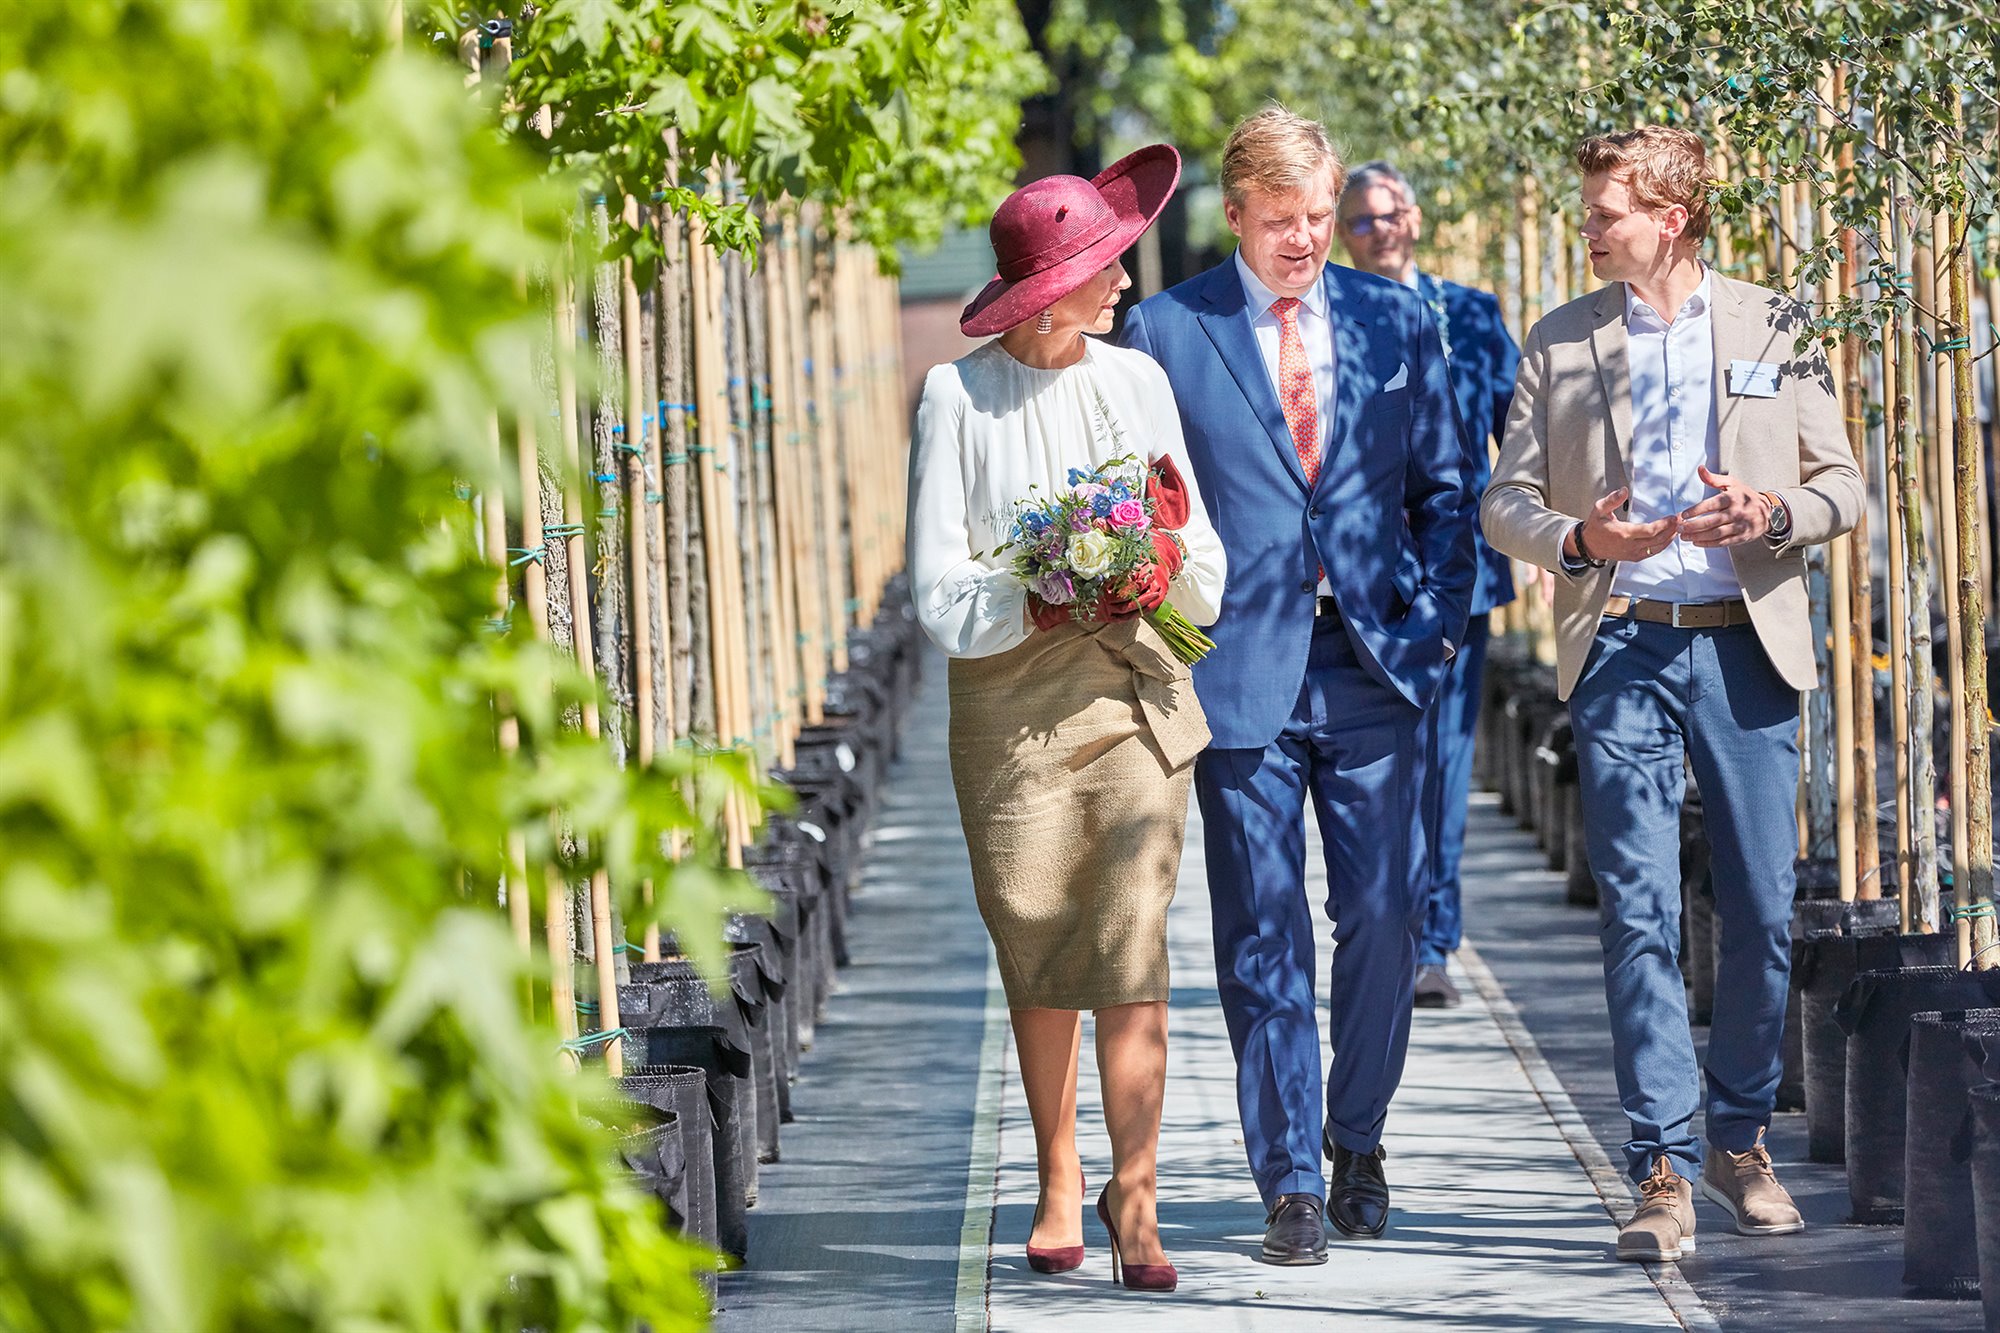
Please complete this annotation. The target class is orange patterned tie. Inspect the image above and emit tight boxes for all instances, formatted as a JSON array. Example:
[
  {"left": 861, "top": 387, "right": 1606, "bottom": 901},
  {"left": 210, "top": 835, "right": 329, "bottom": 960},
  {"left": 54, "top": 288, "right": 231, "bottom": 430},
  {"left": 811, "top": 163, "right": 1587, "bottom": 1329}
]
[{"left": 1272, "top": 296, "right": 1320, "bottom": 486}]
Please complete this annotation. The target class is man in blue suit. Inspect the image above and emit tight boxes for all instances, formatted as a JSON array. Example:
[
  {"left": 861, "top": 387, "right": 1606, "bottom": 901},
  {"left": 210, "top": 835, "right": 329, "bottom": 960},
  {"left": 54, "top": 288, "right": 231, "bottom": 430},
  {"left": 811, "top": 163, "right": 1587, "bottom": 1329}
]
[
  {"left": 1123, "top": 108, "right": 1475, "bottom": 1262},
  {"left": 1337, "top": 161, "right": 1519, "bottom": 1010}
]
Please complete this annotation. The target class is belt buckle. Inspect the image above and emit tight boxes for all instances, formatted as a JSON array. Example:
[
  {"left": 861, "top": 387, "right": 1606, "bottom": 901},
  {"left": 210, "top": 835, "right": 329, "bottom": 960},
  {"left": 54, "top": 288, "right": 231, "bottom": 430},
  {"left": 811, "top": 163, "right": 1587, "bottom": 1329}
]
[{"left": 1670, "top": 602, "right": 1690, "bottom": 629}]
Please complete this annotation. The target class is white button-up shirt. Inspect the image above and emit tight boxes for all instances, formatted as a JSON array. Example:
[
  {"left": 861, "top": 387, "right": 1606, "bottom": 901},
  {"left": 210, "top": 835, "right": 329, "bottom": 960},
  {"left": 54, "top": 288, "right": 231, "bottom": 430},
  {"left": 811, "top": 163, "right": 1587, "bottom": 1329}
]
[
  {"left": 1611, "top": 267, "right": 1741, "bottom": 602},
  {"left": 1237, "top": 250, "right": 1336, "bottom": 593}
]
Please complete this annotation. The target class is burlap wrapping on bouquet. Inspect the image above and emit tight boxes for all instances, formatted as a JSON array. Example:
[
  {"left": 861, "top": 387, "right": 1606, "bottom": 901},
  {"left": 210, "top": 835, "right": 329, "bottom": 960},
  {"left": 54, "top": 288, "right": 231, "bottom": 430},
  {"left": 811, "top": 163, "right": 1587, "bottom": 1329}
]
[{"left": 946, "top": 616, "right": 1209, "bottom": 1010}]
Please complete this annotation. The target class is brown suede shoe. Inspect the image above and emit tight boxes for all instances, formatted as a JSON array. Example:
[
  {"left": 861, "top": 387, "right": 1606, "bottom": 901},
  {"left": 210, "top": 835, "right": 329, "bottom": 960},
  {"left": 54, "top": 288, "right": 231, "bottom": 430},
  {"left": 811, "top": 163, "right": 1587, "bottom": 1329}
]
[
  {"left": 1700, "top": 1131, "right": 1804, "bottom": 1236},
  {"left": 1617, "top": 1156, "right": 1695, "bottom": 1262}
]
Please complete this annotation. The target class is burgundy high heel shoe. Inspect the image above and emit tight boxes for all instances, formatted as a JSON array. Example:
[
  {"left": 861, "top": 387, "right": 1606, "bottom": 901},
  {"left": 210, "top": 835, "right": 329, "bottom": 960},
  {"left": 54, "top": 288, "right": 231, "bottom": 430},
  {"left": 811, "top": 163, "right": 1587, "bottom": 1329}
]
[
  {"left": 1025, "top": 1169, "right": 1086, "bottom": 1274},
  {"left": 1096, "top": 1184, "right": 1177, "bottom": 1292}
]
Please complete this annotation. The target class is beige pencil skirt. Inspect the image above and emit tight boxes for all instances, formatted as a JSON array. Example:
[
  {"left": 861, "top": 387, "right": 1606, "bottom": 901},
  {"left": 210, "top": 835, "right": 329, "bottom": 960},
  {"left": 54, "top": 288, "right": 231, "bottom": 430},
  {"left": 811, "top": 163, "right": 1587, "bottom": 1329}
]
[{"left": 947, "top": 616, "right": 1211, "bottom": 1011}]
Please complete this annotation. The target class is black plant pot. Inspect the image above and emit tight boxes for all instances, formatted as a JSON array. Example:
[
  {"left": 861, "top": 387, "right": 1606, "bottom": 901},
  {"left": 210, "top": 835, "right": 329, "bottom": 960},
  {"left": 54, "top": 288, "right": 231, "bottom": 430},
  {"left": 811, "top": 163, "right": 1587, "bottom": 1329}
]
[
  {"left": 724, "top": 943, "right": 783, "bottom": 1166},
  {"left": 1970, "top": 1081, "right": 2000, "bottom": 1331},
  {"left": 1562, "top": 780, "right": 1594, "bottom": 907},
  {"left": 1779, "top": 899, "right": 1902, "bottom": 1112},
  {"left": 1498, "top": 687, "right": 1536, "bottom": 820},
  {"left": 619, "top": 1117, "right": 690, "bottom": 1236},
  {"left": 740, "top": 860, "right": 808, "bottom": 1078},
  {"left": 618, "top": 1064, "right": 720, "bottom": 1280},
  {"left": 1532, "top": 714, "right": 1572, "bottom": 869},
  {"left": 1905, "top": 1009, "right": 2000, "bottom": 1296},
  {"left": 751, "top": 818, "right": 838, "bottom": 1024},
  {"left": 1683, "top": 868, "right": 1716, "bottom": 1027},
  {"left": 1835, "top": 964, "right": 2000, "bottom": 1222},
  {"left": 621, "top": 959, "right": 764, "bottom": 1259},
  {"left": 1799, "top": 927, "right": 1949, "bottom": 1162}
]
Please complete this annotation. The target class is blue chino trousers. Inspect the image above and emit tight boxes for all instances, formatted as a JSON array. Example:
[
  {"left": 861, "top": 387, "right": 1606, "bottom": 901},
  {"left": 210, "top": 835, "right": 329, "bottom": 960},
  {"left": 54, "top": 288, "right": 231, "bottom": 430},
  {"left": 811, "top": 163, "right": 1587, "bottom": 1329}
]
[
  {"left": 1195, "top": 615, "right": 1427, "bottom": 1206},
  {"left": 1569, "top": 615, "right": 1799, "bottom": 1184}
]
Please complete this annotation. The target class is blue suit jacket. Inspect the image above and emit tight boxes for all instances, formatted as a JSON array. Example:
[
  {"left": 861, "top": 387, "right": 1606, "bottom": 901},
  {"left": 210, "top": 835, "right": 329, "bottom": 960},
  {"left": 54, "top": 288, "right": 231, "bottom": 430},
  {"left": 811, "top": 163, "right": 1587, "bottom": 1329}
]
[
  {"left": 1429, "top": 276, "right": 1520, "bottom": 615},
  {"left": 1124, "top": 259, "right": 1476, "bottom": 750}
]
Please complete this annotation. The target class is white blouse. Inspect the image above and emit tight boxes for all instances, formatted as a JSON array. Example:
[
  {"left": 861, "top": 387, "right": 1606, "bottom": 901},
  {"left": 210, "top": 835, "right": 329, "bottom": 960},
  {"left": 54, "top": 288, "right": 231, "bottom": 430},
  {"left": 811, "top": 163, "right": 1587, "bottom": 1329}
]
[{"left": 907, "top": 337, "right": 1227, "bottom": 659}]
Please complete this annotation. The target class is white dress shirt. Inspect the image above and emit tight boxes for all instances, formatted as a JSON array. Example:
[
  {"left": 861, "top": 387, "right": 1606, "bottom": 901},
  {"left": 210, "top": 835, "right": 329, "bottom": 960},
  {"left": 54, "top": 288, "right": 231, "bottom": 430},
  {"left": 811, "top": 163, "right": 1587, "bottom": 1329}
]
[
  {"left": 1236, "top": 250, "right": 1336, "bottom": 594},
  {"left": 906, "top": 338, "right": 1227, "bottom": 659},
  {"left": 1610, "top": 267, "right": 1742, "bottom": 602}
]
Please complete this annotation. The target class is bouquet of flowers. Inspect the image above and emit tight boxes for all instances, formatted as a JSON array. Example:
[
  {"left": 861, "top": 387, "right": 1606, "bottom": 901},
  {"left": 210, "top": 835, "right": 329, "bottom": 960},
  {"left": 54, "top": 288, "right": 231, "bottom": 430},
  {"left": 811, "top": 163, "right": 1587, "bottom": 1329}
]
[{"left": 1005, "top": 452, "right": 1216, "bottom": 664}]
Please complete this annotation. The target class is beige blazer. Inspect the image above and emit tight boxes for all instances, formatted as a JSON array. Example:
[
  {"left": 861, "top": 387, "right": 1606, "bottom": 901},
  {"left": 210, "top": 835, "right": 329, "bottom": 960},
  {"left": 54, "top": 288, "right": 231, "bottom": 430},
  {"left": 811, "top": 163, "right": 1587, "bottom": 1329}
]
[{"left": 1482, "top": 273, "right": 1863, "bottom": 700}]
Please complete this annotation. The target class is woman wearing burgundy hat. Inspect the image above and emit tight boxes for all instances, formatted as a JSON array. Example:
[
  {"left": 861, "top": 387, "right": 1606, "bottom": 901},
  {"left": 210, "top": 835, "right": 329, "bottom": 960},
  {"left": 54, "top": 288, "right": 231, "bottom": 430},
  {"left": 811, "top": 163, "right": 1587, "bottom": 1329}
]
[{"left": 907, "top": 145, "right": 1226, "bottom": 1293}]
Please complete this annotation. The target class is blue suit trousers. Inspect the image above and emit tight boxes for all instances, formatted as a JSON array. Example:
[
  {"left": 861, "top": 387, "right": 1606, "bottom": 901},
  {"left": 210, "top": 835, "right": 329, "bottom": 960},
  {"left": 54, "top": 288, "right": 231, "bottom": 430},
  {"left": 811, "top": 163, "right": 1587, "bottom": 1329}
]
[
  {"left": 1570, "top": 617, "right": 1799, "bottom": 1183},
  {"left": 1420, "top": 613, "right": 1490, "bottom": 966},
  {"left": 1195, "top": 614, "right": 1427, "bottom": 1206}
]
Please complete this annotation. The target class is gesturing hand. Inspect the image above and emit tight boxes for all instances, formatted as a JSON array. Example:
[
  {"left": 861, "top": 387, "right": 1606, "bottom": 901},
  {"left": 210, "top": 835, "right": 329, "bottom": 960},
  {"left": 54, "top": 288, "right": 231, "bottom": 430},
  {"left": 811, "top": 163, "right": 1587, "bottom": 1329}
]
[
  {"left": 1679, "top": 465, "right": 1774, "bottom": 547},
  {"left": 1567, "top": 487, "right": 1683, "bottom": 564}
]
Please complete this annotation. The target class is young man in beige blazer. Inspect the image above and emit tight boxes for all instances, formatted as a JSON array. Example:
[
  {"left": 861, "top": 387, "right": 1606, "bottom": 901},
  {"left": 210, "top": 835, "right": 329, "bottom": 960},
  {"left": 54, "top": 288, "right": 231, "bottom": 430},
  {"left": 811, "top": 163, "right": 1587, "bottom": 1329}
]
[{"left": 1482, "top": 126, "right": 1862, "bottom": 1263}]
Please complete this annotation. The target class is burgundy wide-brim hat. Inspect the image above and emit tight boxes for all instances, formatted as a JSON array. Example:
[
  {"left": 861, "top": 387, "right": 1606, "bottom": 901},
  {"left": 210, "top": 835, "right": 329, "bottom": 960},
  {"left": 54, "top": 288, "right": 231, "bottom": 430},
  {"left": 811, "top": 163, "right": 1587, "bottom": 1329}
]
[{"left": 960, "top": 144, "right": 1182, "bottom": 338}]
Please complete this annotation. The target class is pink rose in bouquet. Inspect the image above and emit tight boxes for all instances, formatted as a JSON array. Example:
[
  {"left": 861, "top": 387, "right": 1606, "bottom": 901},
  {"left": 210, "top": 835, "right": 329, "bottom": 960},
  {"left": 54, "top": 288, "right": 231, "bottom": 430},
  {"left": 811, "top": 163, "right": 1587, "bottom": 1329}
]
[{"left": 1109, "top": 498, "right": 1149, "bottom": 530}]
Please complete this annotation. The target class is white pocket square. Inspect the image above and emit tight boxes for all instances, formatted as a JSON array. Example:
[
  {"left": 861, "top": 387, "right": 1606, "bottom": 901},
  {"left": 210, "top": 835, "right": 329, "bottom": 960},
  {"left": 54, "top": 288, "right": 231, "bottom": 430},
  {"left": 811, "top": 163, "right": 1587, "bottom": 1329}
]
[{"left": 1381, "top": 363, "right": 1409, "bottom": 392}]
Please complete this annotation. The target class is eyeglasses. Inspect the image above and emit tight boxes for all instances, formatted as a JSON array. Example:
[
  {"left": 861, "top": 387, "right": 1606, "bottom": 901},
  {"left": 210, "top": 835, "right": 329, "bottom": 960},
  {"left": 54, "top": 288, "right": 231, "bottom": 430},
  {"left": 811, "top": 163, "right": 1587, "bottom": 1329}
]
[{"left": 1341, "top": 208, "right": 1410, "bottom": 236}]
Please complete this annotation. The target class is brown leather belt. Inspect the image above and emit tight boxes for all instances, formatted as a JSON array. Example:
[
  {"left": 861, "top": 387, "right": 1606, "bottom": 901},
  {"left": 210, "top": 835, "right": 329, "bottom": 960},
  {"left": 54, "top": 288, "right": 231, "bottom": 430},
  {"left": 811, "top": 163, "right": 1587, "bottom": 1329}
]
[{"left": 1602, "top": 595, "right": 1752, "bottom": 629}]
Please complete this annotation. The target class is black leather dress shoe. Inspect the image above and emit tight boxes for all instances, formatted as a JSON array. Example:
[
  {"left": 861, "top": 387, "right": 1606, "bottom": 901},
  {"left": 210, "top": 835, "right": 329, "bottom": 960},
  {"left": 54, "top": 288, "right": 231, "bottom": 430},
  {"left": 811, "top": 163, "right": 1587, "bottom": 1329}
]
[
  {"left": 1261, "top": 1193, "right": 1329, "bottom": 1265},
  {"left": 1324, "top": 1130, "right": 1390, "bottom": 1237}
]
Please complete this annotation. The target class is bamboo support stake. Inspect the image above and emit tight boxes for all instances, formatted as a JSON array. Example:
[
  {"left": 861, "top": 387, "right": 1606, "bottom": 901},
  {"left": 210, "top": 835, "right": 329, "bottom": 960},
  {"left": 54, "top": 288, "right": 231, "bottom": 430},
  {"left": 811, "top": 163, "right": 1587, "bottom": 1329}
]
[
  {"left": 689, "top": 202, "right": 751, "bottom": 860},
  {"left": 1816, "top": 81, "right": 1856, "bottom": 899},
  {"left": 1883, "top": 193, "right": 1912, "bottom": 904},
  {"left": 1886, "top": 304, "right": 1912, "bottom": 899},
  {"left": 720, "top": 250, "right": 768, "bottom": 771},
  {"left": 1947, "top": 180, "right": 1994, "bottom": 967},
  {"left": 485, "top": 413, "right": 534, "bottom": 956},
  {"left": 1932, "top": 198, "right": 1971, "bottom": 931},
  {"left": 811, "top": 234, "right": 851, "bottom": 673},
  {"left": 739, "top": 233, "right": 793, "bottom": 768},
  {"left": 765, "top": 219, "right": 810, "bottom": 760},
  {"left": 1894, "top": 185, "right": 1942, "bottom": 933},
  {"left": 1834, "top": 92, "right": 1879, "bottom": 896},
  {"left": 620, "top": 196, "right": 657, "bottom": 777},
  {"left": 779, "top": 216, "right": 829, "bottom": 725},
  {"left": 1777, "top": 176, "right": 1816, "bottom": 855}
]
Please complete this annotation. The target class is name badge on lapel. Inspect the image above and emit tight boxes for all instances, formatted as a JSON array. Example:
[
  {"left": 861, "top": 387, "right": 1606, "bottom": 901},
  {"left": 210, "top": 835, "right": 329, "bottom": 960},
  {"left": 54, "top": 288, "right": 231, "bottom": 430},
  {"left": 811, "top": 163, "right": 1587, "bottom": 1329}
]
[{"left": 1727, "top": 359, "right": 1780, "bottom": 398}]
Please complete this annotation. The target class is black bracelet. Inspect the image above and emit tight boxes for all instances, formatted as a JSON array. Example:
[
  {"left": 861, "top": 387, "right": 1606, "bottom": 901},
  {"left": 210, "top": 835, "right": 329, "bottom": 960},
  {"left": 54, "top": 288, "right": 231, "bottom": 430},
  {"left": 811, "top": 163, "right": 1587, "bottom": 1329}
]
[{"left": 1572, "top": 520, "right": 1606, "bottom": 569}]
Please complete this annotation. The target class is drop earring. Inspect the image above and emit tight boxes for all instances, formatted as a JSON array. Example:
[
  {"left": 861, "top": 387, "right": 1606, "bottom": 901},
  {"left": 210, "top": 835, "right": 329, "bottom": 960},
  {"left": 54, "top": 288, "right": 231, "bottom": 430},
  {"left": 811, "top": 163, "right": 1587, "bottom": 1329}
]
[{"left": 1035, "top": 310, "right": 1054, "bottom": 334}]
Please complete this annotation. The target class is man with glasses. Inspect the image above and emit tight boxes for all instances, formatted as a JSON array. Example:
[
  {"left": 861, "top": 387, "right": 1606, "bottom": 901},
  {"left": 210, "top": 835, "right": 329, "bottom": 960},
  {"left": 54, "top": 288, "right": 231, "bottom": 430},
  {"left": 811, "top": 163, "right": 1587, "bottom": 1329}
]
[{"left": 1337, "top": 161, "right": 1518, "bottom": 1009}]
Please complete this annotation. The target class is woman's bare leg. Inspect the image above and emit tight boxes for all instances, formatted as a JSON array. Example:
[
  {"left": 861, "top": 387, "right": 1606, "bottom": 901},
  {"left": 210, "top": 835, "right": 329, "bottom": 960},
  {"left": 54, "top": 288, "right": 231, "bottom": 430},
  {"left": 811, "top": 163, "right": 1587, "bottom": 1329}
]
[
  {"left": 1096, "top": 999, "right": 1169, "bottom": 1265},
  {"left": 1011, "top": 1007, "right": 1084, "bottom": 1248}
]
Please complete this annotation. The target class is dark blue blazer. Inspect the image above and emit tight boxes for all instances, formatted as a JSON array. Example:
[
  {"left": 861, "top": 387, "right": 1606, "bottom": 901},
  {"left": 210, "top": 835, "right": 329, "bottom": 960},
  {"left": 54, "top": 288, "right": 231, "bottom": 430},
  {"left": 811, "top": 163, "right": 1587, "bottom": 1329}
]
[
  {"left": 1430, "top": 276, "right": 1520, "bottom": 615},
  {"left": 1124, "top": 259, "right": 1476, "bottom": 749}
]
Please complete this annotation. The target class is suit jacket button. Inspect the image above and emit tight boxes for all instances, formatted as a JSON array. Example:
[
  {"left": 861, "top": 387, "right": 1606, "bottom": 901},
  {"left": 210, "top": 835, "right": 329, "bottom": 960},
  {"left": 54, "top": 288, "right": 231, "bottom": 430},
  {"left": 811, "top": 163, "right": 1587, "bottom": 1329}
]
[
  {"left": 1309, "top": 508, "right": 1321, "bottom": 519},
  {"left": 1300, "top": 579, "right": 1314, "bottom": 593}
]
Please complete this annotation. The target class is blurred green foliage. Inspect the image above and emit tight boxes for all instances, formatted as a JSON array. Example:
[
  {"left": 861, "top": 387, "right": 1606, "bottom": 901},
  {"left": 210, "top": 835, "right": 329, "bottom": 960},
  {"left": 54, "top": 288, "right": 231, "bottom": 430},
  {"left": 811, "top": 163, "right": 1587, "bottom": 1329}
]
[
  {"left": 431, "top": 0, "right": 1050, "bottom": 262},
  {"left": 0, "top": 1, "right": 772, "bottom": 1327},
  {"left": 1047, "top": 0, "right": 1997, "bottom": 310}
]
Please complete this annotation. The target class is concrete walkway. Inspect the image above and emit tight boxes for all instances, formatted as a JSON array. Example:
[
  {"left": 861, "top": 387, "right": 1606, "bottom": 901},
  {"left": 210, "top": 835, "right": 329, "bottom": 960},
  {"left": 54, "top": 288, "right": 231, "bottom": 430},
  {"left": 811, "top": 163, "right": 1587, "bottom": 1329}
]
[
  {"left": 980, "top": 790, "right": 1689, "bottom": 1332},
  {"left": 718, "top": 655, "right": 1954, "bottom": 1331}
]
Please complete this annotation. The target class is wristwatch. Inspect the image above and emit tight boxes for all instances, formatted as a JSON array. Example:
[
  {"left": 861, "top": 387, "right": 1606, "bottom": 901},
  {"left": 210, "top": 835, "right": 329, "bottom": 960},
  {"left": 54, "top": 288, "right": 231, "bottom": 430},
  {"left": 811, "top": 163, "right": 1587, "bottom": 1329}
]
[{"left": 1763, "top": 492, "right": 1792, "bottom": 546}]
